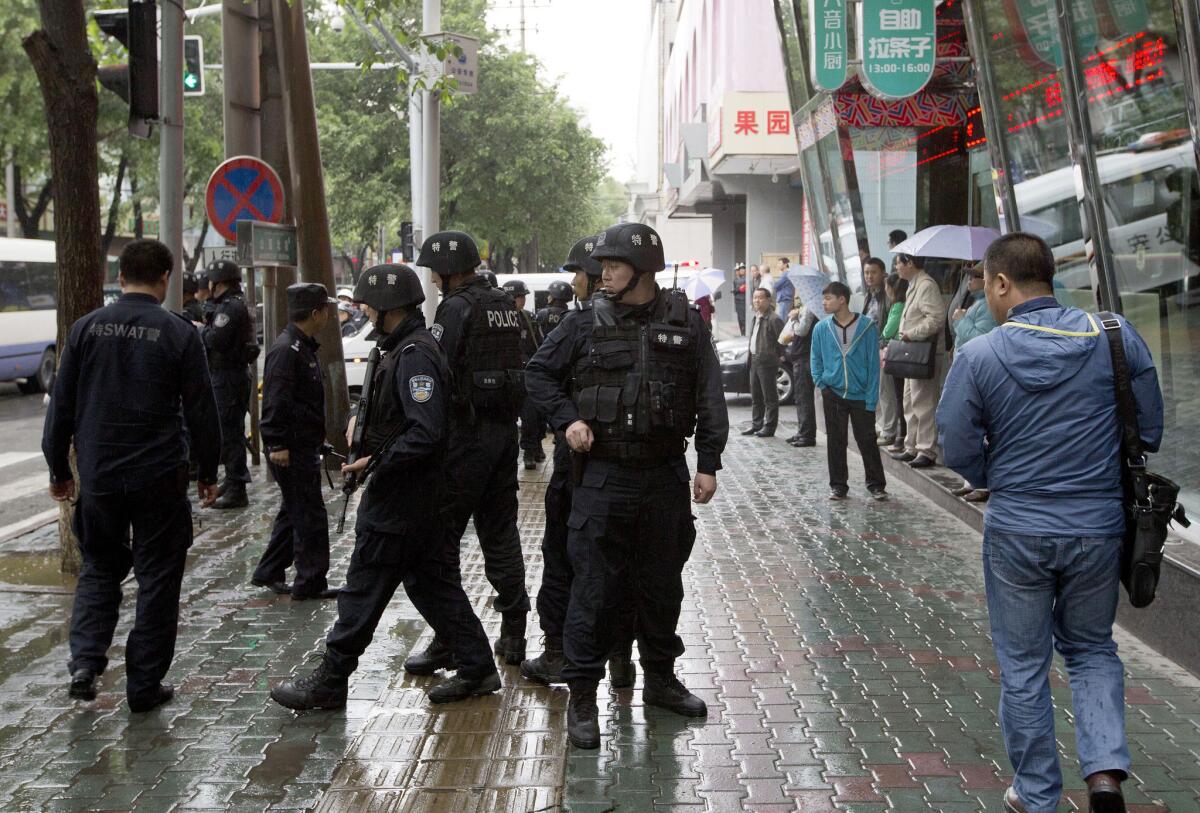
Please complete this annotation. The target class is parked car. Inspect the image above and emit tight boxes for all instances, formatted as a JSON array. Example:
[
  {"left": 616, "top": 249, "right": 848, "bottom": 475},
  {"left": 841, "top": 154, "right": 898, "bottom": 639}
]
[
  {"left": 716, "top": 337, "right": 794, "bottom": 405},
  {"left": 0, "top": 237, "right": 58, "bottom": 394},
  {"left": 342, "top": 319, "right": 375, "bottom": 398}
]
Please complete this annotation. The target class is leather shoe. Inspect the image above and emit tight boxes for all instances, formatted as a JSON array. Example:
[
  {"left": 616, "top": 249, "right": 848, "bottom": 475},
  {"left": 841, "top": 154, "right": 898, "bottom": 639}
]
[
  {"left": 951, "top": 484, "right": 974, "bottom": 497},
  {"left": 428, "top": 671, "right": 501, "bottom": 704},
  {"left": 252, "top": 578, "right": 291, "bottom": 595},
  {"left": 1001, "top": 786, "right": 1026, "bottom": 813},
  {"left": 908, "top": 454, "right": 936, "bottom": 469},
  {"left": 128, "top": 683, "right": 174, "bottom": 713},
  {"left": 890, "top": 450, "right": 917, "bottom": 462},
  {"left": 1086, "top": 771, "right": 1125, "bottom": 813},
  {"left": 964, "top": 489, "right": 991, "bottom": 503},
  {"left": 754, "top": 429, "right": 775, "bottom": 438},
  {"left": 69, "top": 669, "right": 97, "bottom": 700},
  {"left": 791, "top": 439, "right": 816, "bottom": 448},
  {"left": 292, "top": 587, "right": 340, "bottom": 601},
  {"left": 213, "top": 487, "right": 248, "bottom": 509},
  {"left": 785, "top": 434, "right": 800, "bottom": 443},
  {"left": 404, "top": 639, "right": 455, "bottom": 675},
  {"left": 740, "top": 426, "right": 762, "bottom": 436}
]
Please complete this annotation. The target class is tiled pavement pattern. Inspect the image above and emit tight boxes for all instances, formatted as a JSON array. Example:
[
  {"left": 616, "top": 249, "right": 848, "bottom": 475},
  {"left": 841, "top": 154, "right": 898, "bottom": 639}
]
[{"left": 0, "top": 404, "right": 1196, "bottom": 811}]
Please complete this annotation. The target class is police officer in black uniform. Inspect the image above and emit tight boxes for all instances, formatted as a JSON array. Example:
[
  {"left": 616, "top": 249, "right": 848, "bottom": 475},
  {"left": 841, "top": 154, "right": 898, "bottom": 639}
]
[
  {"left": 253, "top": 283, "right": 340, "bottom": 601},
  {"left": 182, "top": 274, "right": 204, "bottom": 323},
  {"left": 43, "top": 239, "right": 221, "bottom": 712},
  {"left": 536, "top": 279, "right": 572, "bottom": 336},
  {"left": 271, "top": 265, "right": 500, "bottom": 710},
  {"left": 526, "top": 223, "right": 729, "bottom": 749},
  {"left": 202, "top": 258, "right": 258, "bottom": 509},
  {"left": 504, "top": 279, "right": 548, "bottom": 470},
  {"left": 403, "top": 231, "right": 532, "bottom": 674}
]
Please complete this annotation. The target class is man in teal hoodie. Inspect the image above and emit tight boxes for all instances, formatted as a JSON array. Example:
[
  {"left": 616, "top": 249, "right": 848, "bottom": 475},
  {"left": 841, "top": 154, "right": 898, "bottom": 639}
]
[{"left": 811, "top": 281, "right": 887, "bottom": 501}]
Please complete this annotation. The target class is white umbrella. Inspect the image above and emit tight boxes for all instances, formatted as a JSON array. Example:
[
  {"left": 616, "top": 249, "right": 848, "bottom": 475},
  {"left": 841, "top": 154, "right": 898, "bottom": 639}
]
[
  {"left": 785, "top": 266, "right": 828, "bottom": 308},
  {"left": 684, "top": 267, "right": 728, "bottom": 301},
  {"left": 891, "top": 225, "right": 1001, "bottom": 261}
]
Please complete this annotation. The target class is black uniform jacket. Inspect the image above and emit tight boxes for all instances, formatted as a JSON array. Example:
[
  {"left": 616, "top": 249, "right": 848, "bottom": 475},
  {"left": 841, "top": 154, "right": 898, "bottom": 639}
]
[
  {"left": 43, "top": 292, "right": 221, "bottom": 492},
  {"left": 261, "top": 323, "right": 326, "bottom": 453},
  {"left": 524, "top": 288, "right": 729, "bottom": 475},
  {"left": 202, "top": 288, "right": 252, "bottom": 372}
]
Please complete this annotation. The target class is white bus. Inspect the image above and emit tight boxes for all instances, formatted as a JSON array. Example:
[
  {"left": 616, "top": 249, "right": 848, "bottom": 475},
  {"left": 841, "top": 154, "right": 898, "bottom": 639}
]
[{"left": 0, "top": 237, "right": 59, "bottom": 394}]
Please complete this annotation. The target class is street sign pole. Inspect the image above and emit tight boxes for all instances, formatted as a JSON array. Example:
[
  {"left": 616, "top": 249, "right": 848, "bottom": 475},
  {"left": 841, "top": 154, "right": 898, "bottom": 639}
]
[
  {"left": 160, "top": 0, "right": 184, "bottom": 312},
  {"left": 420, "top": 0, "right": 442, "bottom": 324}
]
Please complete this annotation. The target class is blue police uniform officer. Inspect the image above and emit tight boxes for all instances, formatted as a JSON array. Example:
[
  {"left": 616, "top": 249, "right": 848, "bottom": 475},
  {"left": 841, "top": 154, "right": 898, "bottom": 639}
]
[
  {"left": 201, "top": 258, "right": 258, "bottom": 509},
  {"left": 270, "top": 265, "right": 499, "bottom": 710},
  {"left": 503, "top": 278, "right": 548, "bottom": 471},
  {"left": 252, "top": 283, "right": 340, "bottom": 601},
  {"left": 525, "top": 223, "right": 729, "bottom": 749},
  {"left": 43, "top": 239, "right": 221, "bottom": 713},
  {"left": 402, "top": 232, "right": 532, "bottom": 675}
]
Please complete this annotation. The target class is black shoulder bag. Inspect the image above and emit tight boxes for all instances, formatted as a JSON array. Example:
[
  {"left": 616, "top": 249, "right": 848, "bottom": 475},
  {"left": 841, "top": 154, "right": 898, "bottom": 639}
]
[{"left": 1099, "top": 313, "right": 1189, "bottom": 608}]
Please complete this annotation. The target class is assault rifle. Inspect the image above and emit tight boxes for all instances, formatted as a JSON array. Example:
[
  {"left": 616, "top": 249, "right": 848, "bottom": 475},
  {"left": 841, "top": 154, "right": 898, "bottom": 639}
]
[{"left": 338, "top": 346, "right": 381, "bottom": 533}]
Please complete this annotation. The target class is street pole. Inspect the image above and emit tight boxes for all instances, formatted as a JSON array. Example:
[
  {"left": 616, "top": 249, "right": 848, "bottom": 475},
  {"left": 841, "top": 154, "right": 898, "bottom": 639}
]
[
  {"left": 420, "top": 0, "right": 441, "bottom": 324},
  {"left": 159, "top": 0, "right": 184, "bottom": 312},
  {"left": 5, "top": 156, "right": 15, "bottom": 237},
  {"left": 272, "top": 0, "right": 351, "bottom": 452},
  {"left": 259, "top": 0, "right": 295, "bottom": 346}
]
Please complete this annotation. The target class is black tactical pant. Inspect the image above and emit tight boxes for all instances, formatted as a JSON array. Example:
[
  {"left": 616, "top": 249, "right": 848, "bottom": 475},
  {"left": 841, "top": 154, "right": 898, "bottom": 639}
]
[
  {"left": 253, "top": 452, "right": 330, "bottom": 597},
  {"left": 211, "top": 367, "right": 251, "bottom": 485},
  {"left": 562, "top": 457, "right": 696, "bottom": 684},
  {"left": 442, "top": 419, "right": 530, "bottom": 618},
  {"left": 519, "top": 398, "right": 546, "bottom": 457},
  {"left": 68, "top": 471, "right": 192, "bottom": 700},
  {"left": 324, "top": 529, "right": 495, "bottom": 680},
  {"left": 750, "top": 361, "right": 780, "bottom": 432},
  {"left": 792, "top": 356, "right": 817, "bottom": 443},
  {"left": 821, "top": 389, "right": 886, "bottom": 495}
]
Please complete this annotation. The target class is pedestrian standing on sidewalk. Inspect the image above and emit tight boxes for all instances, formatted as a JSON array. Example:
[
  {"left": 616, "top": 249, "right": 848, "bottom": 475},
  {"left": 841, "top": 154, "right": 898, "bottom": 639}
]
[
  {"left": 503, "top": 279, "right": 547, "bottom": 471},
  {"left": 743, "top": 288, "right": 783, "bottom": 438},
  {"left": 938, "top": 233, "right": 1163, "bottom": 813},
  {"left": 881, "top": 274, "right": 909, "bottom": 452},
  {"left": 525, "top": 222, "right": 729, "bottom": 751},
  {"left": 782, "top": 299, "right": 819, "bottom": 448},
  {"left": 44, "top": 239, "right": 221, "bottom": 713},
  {"left": 947, "top": 263, "right": 997, "bottom": 503},
  {"left": 892, "top": 253, "right": 945, "bottom": 469},
  {"left": 810, "top": 281, "right": 887, "bottom": 501},
  {"left": 733, "top": 263, "right": 748, "bottom": 335},
  {"left": 251, "top": 283, "right": 340, "bottom": 601},
  {"left": 270, "top": 265, "right": 499, "bottom": 711}
]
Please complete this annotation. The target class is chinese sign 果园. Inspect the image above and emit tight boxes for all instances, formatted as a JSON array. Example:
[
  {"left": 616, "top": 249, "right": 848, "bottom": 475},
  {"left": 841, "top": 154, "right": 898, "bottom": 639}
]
[
  {"left": 708, "top": 92, "right": 798, "bottom": 170},
  {"left": 809, "top": 0, "right": 848, "bottom": 92},
  {"left": 858, "top": 0, "right": 936, "bottom": 100}
]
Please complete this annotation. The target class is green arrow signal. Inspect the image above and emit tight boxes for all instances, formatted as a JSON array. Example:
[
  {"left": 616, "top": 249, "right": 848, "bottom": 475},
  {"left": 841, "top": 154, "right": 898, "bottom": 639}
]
[{"left": 183, "top": 72, "right": 198, "bottom": 90}]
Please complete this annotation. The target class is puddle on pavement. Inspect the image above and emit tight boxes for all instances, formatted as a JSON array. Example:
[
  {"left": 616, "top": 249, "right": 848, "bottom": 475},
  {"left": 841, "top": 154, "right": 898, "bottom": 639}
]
[
  {"left": 244, "top": 738, "right": 318, "bottom": 802},
  {"left": 0, "top": 550, "right": 76, "bottom": 590}
]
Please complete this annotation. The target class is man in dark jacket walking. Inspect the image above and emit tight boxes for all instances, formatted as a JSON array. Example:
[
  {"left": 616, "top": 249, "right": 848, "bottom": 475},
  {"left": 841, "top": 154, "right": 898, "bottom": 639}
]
[
  {"left": 938, "top": 233, "right": 1164, "bottom": 813},
  {"left": 743, "top": 288, "right": 783, "bottom": 438}
]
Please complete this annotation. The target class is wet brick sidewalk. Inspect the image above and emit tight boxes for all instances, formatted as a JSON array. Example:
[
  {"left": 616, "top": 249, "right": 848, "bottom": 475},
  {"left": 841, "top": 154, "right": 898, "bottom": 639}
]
[{"left": 0, "top": 403, "right": 1198, "bottom": 812}]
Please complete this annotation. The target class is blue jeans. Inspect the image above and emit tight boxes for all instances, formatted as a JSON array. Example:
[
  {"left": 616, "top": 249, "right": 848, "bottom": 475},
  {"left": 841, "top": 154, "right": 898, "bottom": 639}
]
[{"left": 982, "top": 529, "right": 1130, "bottom": 813}]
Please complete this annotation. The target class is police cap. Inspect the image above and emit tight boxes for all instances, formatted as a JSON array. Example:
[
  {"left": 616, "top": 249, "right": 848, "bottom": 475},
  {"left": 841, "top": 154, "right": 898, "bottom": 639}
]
[
  {"left": 589, "top": 223, "right": 666, "bottom": 275},
  {"left": 353, "top": 264, "right": 425, "bottom": 311},
  {"left": 182, "top": 274, "right": 198, "bottom": 295},
  {"left": 287, "top": 283, "right": 336, "bottom": 314},
  {"left": 547, "top": 280, "right": 573, "bottom": 302},
  {"left": 564, "top": 235, "right": 602, "bottom": 277},
  {"left": 479, "top": 270, "right": 498, "bottom": 288},
  {"left": 416, "top": 231, "right": 481, "bottom": 277},
  {"left": 502, "top": 279, "right": 529, "bottom": 297},
  {"left": 205, "top": 258, "right": 241, "bottom": 284}
]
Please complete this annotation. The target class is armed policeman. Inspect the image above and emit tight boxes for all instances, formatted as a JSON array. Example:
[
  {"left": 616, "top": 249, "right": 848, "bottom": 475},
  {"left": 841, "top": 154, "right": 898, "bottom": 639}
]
[
  {"left": 252, "top": 283, "right": 340, "bottom": 601},
  {"left": 43, "top": 239, "right": 221, "bottom": 713},
  {"left": 525, "top": 223, "right": 729, "bottom": 749},
  {"left": 271, "top": 265, "right": 499, "bottom": 710},
  {"left": 201, "top": 258, "right": 259, "bottom": 509},
  {"left": 536, "top": 279, "right": 572, "bottom": 336},
  {"left": 403, "top": 231, "right": 532, "bottom": 674},
  {"left": 503, "top": 279, "right": 548, "bottom": 470},
  {"left": 182, "top": 274, "right": 204, "bottom": 323}
]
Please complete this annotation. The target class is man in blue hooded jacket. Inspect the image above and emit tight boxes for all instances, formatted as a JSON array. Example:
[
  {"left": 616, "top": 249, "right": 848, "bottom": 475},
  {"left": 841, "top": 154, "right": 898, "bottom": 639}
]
[{"left": 937, "top": 233, "right": 1163, "bottom": 813}]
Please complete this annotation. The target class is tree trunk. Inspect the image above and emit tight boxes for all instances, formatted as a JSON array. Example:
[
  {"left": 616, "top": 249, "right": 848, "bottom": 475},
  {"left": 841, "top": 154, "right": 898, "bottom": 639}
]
[
  {"left": 13, "top": 164, "right": 54, "bottom": 239},
  {"left": 130, "top": 168, "right": 143, "bottom": 239},
  {"left": 100, "top": 151, "right": 128, "bottom": 258},
  {"left": 23, "top": 0, "right": 102, "bottom": 575}
]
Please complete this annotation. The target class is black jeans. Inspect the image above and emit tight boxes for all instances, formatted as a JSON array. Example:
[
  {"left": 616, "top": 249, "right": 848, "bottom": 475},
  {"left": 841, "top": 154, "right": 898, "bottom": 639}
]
[
  {"left": 253, "top": 452, "right": 330, "bottom": 597},
  {"left": 821, "top": 389, "right": 887, "bottom": 495},
  {"left": 69, "top": 471, "right": 192, "bottom": 699},
  {"left": 324, "top": 529, "right": 495, "bottom": 680},
  {"left": 211, "top": 367, "right": 251, "bottom": 485},
  {"left": 749, "top": 361, "right": 780, "bottom": 431},
  {"left": 562, "top": 458, "right": 696, "bottom": 684},
  {"left": 791, "top": 356, "right": 816, "bottom": 442}
]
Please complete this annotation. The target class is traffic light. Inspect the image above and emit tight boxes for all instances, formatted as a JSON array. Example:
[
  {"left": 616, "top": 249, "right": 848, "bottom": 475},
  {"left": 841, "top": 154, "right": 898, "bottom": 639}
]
[
  {"left": 183, "top": 36, "right": 205, "bottom": 97},
  {"left": 94, "top": 0, "right": 158, "bottom": 139},
  {"left": 400, "top": 221, "right": 414, "bottom": 261}
]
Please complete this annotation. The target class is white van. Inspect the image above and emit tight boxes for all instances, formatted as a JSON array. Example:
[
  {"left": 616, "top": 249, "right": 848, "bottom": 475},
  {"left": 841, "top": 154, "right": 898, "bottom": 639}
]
[{"left": 0, "top": 237, "right": 59, "bottom": 393}]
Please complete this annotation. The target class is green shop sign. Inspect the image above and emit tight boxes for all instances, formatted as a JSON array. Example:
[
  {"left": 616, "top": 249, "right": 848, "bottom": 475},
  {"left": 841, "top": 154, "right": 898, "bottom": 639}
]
[
  {"left": 1013, "top": 0, "right": 1099, "bottom": 68},
  {"left": 858, "top": 0, "right": 936, "bottom": 100},
  {"left": 809, "top": 0, "right": 848, "bottom": 92}
]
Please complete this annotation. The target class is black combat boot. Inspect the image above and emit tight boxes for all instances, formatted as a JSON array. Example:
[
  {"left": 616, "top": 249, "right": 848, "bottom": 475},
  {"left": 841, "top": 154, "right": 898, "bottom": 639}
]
[
  {"left": 69, "top": 668, "right": 97, "bottom": 701},
  {"left": 643, "top": 669, "right": 707, "bottom": 717},
  {"left": 213, "top": 483, "right": 248, "bottom": 509},
  {"left": 493, "top": 615, "right": 527, "bottom": 665},
  {"left": 567, "top": 680, "right": 601, "bottom": 749},
  {"left": 404, "top": 638, "right": 455, "bottom": 675},
  {"left": 523, "top": 452, "right": 537, "bottom": 470},
  {"left": 270, "top": 661, "right": 348, "bottom": 711},
  {"left": 607, "top": 644, "right": 636, "bottom": 689},
  {"left": 520, "top": 638, "right": 564, "bottom": 685},
  {"left": 427, "top": 670, "right": 502, "bottom": 704},
  {"left": 128, "top": 683, "right": 175, "bottom": 713}
]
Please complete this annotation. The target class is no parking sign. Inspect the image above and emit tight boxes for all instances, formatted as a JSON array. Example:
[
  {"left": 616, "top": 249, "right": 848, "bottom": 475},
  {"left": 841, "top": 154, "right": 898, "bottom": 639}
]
[{"left": 205, "top": 156, "right": 285, "bottom": 243}]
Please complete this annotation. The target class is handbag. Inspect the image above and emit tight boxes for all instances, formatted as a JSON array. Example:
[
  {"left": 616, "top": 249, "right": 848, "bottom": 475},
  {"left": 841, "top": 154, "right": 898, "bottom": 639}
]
[
  {"left": 1099, "top": 313, "right": 1189, "bottom": 608},
  {"left": 883, "top": 338, "right": 935, "bottom": 379}
]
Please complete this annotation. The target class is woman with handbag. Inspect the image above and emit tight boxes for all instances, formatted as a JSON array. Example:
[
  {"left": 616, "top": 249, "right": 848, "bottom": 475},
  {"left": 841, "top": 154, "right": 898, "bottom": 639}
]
[
  {"left": 880, "top": 275, "right": 908, "bottom": 453},
  {"left": 890, "top": 254, "right": 945, "bottom": 468}
]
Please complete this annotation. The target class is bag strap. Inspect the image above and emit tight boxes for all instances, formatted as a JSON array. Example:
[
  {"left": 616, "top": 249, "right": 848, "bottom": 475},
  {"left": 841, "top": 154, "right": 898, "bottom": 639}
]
[{"left": 1098, "top": 312, "right": 1145, "bottom": 467}]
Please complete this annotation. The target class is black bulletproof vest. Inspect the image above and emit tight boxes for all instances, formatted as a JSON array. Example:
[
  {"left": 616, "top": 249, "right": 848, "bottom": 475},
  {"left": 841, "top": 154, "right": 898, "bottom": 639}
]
[
  {"left": 572, "top": 290, "right": 698, "bottom": 447},
  {"left": 362, "top": 329, "right": 441, "bottom": 457},
  {"left": 450, "top": 284, "right": 525, "bottom": 421}
]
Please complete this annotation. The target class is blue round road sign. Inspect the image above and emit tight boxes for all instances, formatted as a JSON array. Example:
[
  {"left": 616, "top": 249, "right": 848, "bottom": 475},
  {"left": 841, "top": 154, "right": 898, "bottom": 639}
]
[{"left": 205, "top": 156, "right": 285, "bottom": 242}]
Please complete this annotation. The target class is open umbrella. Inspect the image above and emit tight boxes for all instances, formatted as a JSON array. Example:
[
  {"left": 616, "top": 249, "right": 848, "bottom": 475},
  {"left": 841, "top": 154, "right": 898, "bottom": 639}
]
[
  {"left": 785, "top": 266, "right": 829, "bottom": 309},
  {"left": 684, "top": 267, "right": 728, "bottom": 301},
  {"left": 891, "top": 225, "right": 1001, "bottom": 261}
]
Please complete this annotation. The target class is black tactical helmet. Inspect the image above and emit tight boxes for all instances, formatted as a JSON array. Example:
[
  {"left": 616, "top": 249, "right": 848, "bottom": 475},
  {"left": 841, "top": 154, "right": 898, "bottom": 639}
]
[
  {"left": 547, "top": 280, "right": 573, "bottom": 302},
  {"left": 416, "top": 231, "right": 481, "bottom": 277},
  {"left": 205, "top": 258, "right": 241, "bottom": 284},
  {"left": 353, "top": 264, "right": 425, "bottom": 311},
  {"left": 564, "top": 235, "right": 602, "bottom": 277},
  {"left": 502, "top": 279, "right": 530, "bottom": 297},
  {"left": 479, "top": 270, "right": 498, "bottom": 288},
  {"left": 182, "top": 274, "right": 198, "bottom": 295},
  {"left": 589, "top": 223, "right": 666, "bottom": 276}
]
